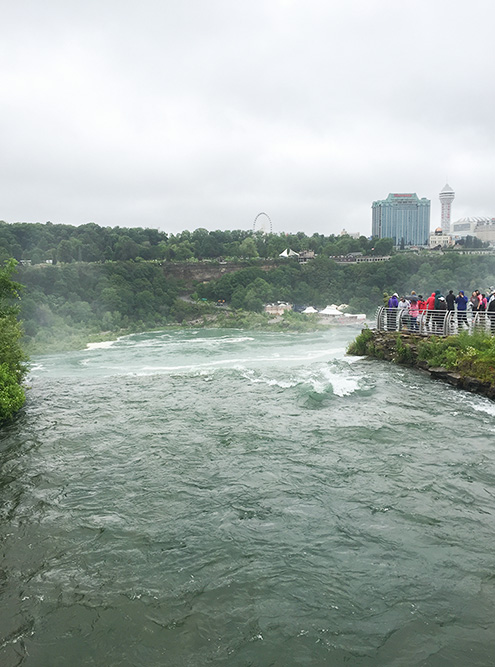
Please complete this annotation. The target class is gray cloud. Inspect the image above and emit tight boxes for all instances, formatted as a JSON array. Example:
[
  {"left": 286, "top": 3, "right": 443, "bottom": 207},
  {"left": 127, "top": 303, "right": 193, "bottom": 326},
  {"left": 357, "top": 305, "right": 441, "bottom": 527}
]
[{"left": 1, "top": 0, "right": 494, "bottom": 235}]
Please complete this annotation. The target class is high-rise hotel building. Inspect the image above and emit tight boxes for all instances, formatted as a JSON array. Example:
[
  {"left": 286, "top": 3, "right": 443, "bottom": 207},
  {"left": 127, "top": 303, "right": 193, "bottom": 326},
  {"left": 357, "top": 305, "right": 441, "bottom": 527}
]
[{"left": 372, "top": 193, "right": 430, "bottom": 246}]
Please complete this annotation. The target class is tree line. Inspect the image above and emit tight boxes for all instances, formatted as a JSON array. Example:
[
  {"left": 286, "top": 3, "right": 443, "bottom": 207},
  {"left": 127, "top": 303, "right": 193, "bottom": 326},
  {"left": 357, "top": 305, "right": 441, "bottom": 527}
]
[{"left": 0, "top": 220, "right": 394, "bottom": 264}]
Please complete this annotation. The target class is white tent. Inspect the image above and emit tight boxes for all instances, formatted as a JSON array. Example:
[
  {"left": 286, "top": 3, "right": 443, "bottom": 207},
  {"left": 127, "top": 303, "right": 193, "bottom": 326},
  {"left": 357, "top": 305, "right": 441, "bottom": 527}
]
[
  {"left": 279, "top": 248, "right": 299, "bottom": 257},
  {"left": 301, "top": 306, "right": 318, "bottom": 314},
  {"left": 319, "top": 305, "right": 341, "bottom": 316}
]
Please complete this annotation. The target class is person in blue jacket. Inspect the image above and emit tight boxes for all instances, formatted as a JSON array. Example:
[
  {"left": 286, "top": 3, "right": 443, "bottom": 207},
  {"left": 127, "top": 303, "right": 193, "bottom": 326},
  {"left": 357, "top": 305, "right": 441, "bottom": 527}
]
[{"left": 455, "top": 290, "right": 468, "bottom": 329}]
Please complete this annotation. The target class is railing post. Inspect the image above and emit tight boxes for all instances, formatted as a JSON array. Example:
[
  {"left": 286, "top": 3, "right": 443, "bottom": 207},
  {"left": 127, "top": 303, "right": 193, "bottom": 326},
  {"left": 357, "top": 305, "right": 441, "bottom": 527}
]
[
  {"left": 443, "top": 311, "right": 451, "bottom": 336},
  {"left": 376, "top": 306, "right": 384, "bottom": 330}
]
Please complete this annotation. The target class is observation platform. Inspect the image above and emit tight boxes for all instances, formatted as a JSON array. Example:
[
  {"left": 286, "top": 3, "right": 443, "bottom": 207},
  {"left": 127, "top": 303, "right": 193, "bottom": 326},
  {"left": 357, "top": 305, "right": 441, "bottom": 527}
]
[{"left": 375, "top": 306, "right": 495, "bottom": 337}]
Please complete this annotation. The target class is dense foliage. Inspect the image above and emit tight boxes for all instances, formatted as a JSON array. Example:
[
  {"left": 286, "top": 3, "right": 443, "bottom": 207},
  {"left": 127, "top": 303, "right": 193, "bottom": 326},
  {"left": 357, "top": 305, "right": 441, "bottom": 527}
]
[
  {"left": 0, "top": 260, "right": 27, "bottom": 422},
  {"left": 17, "top": 262, "right": 181, "bottom": 351},
  {"left": 0, "top": 220, "right": 392, "bottom": 264},
  {"left": 196, "top": 253, "right": 495, "bottom": 315}
]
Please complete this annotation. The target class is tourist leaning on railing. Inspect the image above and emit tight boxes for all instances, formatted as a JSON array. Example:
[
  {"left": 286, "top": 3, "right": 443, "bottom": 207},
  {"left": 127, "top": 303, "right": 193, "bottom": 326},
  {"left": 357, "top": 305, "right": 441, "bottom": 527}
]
[
  {"left": 488, "top": 293, "right": 495, "bottom": 333},
  {"left": 434, "top": 296, "right": 447, "bottom": 333},
  {"left": 387, "top": 293, "right": 399, "bottom": 330},
  {"left": 398, "top": 296, "right": 409, "bottom": 328},
  {"left": 408, "top": 297, "right": 419, "bottom": 331},
  {"left": 455, "top": 291, "right": 468, "bottom": 329},
  {"left": 446, "top": 290, "right": 455, "bottom": 311}
]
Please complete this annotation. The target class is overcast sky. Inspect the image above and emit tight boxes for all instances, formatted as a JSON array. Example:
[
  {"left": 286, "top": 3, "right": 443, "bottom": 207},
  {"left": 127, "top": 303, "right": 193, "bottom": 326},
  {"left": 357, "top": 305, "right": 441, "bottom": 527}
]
[{"left": 1, "top": 0, "right": 494, "bottom": 237}]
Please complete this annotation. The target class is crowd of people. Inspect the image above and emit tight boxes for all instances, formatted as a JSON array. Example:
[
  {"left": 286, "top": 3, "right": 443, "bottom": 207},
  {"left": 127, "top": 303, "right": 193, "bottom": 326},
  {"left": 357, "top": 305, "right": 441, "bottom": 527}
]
[{"left": 385, "top": 289, "right": 495, "bottom": 334}]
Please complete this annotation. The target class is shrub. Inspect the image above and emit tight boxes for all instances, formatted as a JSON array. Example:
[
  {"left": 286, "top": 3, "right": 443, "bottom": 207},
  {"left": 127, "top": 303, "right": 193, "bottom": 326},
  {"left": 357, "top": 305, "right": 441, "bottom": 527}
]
[
  {"left": 418, "top": 331, "right": 495, "bottom": 385},
  {"left": 0, "top": 363, "right": 26, "bottom": 421},
  {"left": 347, "top": 326, "right": 374, "bottom": 355},
  {"left": 395, "top": 335, "right": 414, "bottom": 364},
  {"left": 0, "top": 259, "right": 27, "bottom": 421}
]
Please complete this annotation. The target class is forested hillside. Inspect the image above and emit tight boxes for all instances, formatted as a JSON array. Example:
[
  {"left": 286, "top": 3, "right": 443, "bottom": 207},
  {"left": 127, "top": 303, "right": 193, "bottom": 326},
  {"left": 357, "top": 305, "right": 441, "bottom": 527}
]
[
  {"left": 195, "top": 253, "right": 495, "bottom": 314},
  {"left": 15, "top": 251, "right": 495, "bottom": 353},
  {"left": 17, "top": 262, "right": 182, "bottom": 351}
]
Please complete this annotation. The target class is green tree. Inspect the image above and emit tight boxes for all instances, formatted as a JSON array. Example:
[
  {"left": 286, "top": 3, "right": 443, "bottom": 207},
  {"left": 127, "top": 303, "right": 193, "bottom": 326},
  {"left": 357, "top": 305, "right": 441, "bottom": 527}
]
[
  {"left": 238, "top": 237, "right": 259, "bottom": 258},
  {"left": 0, "top": 259, "right": 27, "bottom": 422},
  {"left": 57, "top": 239, "right": 73, "bottom": 263},
  {"left": 114, "top": 236, "right": 141, "bottom": 261},
  {"left": 372, "top": 238, "right": 394, "bottom": 256},
  {"left": 166, "top": 240, "right": 194, "bottom": 261}
]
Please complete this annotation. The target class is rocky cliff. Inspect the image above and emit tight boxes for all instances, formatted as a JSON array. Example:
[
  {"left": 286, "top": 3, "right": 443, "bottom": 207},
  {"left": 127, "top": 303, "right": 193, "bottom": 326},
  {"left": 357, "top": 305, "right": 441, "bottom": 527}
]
[{"left": 161, "top": 261, "right": 277, "bottom": 286}]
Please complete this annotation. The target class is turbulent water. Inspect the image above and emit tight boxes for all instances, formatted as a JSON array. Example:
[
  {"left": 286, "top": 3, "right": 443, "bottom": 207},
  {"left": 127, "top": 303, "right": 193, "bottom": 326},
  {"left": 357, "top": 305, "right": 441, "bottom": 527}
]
[{"left": 2, "top": 327, "right": 495, "bottom": 666}]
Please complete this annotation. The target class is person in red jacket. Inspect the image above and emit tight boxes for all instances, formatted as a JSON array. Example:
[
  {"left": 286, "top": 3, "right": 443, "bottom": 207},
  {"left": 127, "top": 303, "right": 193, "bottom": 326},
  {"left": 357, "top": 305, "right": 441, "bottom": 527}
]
[
  {"left": 425, "top": 292, "right": 436, "bottom": 331},
  {"left": 416, "top": 295, "right": 427, "bottom": 332},
  {"left": 426, "top": 292, "right": 436, "bottom": 309}
]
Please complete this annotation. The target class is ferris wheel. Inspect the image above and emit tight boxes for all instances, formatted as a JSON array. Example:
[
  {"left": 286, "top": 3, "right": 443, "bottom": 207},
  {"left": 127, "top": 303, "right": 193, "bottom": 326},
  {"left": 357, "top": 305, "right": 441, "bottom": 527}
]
[{"left": 253, "top": 212, "right": 273, "bottom": 235}]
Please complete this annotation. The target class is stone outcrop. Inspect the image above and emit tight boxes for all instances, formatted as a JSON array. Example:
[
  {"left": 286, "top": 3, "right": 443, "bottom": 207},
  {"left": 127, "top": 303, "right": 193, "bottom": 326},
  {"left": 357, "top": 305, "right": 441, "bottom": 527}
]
[{"left": 161, "top": 261, "right": 276, "bottom": 286}]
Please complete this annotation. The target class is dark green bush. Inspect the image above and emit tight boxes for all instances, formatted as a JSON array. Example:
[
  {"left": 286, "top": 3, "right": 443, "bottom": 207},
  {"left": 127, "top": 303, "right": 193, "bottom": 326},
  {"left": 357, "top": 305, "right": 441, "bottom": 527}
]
[
  {"left": 0, "top": 259, "right": 27, "bottom": 422},
  {"left": 347, "top": 327, "right": 374, "bottom": 355}
]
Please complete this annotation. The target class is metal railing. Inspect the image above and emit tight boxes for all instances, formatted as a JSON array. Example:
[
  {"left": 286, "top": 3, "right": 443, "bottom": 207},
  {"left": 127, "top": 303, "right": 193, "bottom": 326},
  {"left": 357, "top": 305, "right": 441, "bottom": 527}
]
[{"left": 375, "top": 306, "right": 495, "bottom": 337}]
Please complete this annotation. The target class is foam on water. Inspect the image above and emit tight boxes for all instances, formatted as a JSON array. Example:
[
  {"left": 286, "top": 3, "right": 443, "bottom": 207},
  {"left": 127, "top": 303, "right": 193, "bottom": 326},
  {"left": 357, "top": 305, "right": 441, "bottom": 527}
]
[
  {"left": 86, "top": 339, "right": 117, "bottom": 350},
  {"left": 28, "top": 363, "right": 44, "bottom": 373},
  {"left": 240, "top": 360, "right": 364, "bottom": 397},
  {"left": 465, "top": 395, "right": 495, "bottom": 418}
]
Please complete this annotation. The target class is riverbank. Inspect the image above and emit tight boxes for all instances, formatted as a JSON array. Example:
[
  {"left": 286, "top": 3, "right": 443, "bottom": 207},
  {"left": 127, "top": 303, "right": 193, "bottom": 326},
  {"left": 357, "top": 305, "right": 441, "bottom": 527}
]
[{"left": 348, "top": 328, "right": 495, "bottom": 400}]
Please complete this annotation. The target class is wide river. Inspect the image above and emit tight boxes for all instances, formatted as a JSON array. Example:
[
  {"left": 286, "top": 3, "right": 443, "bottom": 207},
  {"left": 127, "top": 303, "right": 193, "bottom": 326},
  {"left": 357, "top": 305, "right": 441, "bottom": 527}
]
[{"left": 1, "top": 327, "right": 495, "bottom": 666}]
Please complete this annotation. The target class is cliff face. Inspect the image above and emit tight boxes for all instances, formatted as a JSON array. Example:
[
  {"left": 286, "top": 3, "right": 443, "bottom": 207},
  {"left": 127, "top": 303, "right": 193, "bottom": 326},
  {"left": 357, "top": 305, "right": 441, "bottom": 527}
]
[
  {"left": 161, "top": 261, "right": 276, "bottom": 285},
  {"left": 352, "top": 330, "right": 495, "bottom": 401}
]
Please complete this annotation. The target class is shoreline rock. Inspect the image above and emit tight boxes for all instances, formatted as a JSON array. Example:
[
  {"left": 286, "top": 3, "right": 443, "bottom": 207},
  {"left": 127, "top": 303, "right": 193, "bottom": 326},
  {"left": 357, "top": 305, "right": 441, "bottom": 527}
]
[{"left": 353, "top": 330, "right": 495, "bottom": 402}]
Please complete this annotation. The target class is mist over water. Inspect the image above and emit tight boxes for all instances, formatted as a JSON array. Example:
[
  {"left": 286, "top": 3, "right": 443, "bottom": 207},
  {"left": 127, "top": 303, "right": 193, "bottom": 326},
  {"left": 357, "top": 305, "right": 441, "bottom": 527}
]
[{"left": 2, "top": 327, "right": 495, "bottom": 665}]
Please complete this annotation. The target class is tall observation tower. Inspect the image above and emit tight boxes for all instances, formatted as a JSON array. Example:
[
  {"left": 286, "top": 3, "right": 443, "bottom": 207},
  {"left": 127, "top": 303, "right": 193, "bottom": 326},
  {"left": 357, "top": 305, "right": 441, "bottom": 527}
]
[{"left": 439, "top": 183, "right": 455, "bottom": 233}]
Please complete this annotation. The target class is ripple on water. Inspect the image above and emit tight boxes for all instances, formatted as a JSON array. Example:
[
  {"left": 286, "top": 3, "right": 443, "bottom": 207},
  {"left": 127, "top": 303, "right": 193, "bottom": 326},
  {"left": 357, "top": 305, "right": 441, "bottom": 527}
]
[{"left": 2, "top": 328, "right": 495, "bottom": 665}]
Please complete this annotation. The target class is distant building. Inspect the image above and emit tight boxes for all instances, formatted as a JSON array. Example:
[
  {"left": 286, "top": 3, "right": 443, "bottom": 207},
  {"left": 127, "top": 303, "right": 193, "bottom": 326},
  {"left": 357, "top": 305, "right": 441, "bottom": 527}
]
[
  {"left": 331, "top": 254, "right": 391, "bottom": 263},
  {"left": 473, "top": 218, "right": 495, "bottom": 244},
  {"left": 339, "top": 229, "right": 360, "bottom": 239},
  {"left": 372, "top": 193, "right": 430, "bottom": 246},
  {"left": 264, "top": 302, "right": 293, "bottom": 315},
  {"left": 297, "top": 250, "right": 315, "bottom": 263},
  {"left": 429, "top": 227, "right": 453, "bottom": 248},
  {"left": 439, "top": 183, "right": 455, "bottom": 233},
  {"left": 451, "top": 217, "right": 492, "bottom": 239}
]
